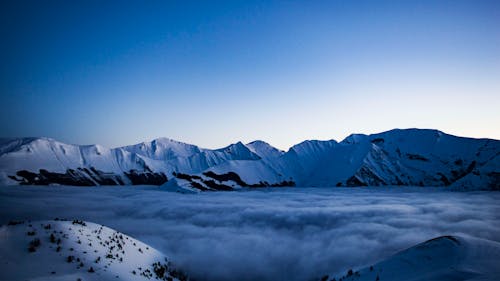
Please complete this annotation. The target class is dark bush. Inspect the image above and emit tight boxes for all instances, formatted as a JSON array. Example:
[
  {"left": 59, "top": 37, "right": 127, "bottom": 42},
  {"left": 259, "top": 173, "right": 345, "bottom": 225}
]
[
  {"left": 72, "top": 220, "right": 86, "bottom": 226},
  {"left": 28, "top": 238, "right": 41, "bottom": 252},
  {"left": 347, "top": 269, "right": 353, "bottom": 276}
]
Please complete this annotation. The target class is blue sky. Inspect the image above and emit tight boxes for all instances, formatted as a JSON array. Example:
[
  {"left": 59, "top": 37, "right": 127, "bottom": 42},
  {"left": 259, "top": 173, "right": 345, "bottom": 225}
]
[{"left": 1, "top": 0, "right": 499, "bottom": 149}]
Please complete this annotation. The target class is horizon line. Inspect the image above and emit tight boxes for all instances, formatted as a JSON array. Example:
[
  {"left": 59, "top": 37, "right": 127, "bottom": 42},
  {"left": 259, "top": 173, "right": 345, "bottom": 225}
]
[{"left": 2, "top": 127, "right": 499, "bottom": 152}]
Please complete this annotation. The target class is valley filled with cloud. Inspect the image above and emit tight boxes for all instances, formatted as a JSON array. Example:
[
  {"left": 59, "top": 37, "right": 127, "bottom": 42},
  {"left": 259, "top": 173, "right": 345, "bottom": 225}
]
[{"left": 1, "top": 186, "right": 499, "bottom": 281}]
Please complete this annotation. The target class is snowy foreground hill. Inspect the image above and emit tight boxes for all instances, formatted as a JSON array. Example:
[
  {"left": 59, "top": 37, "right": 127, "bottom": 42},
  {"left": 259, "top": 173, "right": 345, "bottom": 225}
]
[
  {"left": 0, "top": 219, "right": 188, "bottom": 281},
  {"left": 0, "top": 129, "right": 498, "bottom": 190},
  {"left": 318, "top": 235, "right": 500, "bottom": 281}
]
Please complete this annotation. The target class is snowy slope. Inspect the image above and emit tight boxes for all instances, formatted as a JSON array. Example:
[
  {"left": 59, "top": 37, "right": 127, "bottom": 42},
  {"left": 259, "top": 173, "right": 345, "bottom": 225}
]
[
  {"left": 271, "top": 129, "right": 499, "bottom": 188},
  {"left": 0, "top": 219, "right": 188, "bottom": 281},
  {"left": 207, "top": 160, "right": 285, "bottom": 185},
  {"left": 122, "top": 138, "right": 202, "bottom": 160},
  {"left": 246, "top": 140, "right": 285, "bottom": 160},
  {"left": 338, "top": 129, "right": 499, "bottom": 189},
  {"left": 0, "top": 129, "right": 498, "bottom": 190},
  {"left": 451, "top": 153, "right": 499, "bottom": 190},
  {"left": 275, "top": 139, "right": 369, "bottom": 186},
  {"left": 320, "top": 235, "right": 500, "bottom": 281},
  {"left": 0, "top": 138, "right": 168, "bottom": 186},
  {"left": 159, "top": 160, "right": 294, "bottom": 193},
  {"left": 123, "top": 140, "right": 261, "bottom": 174}
]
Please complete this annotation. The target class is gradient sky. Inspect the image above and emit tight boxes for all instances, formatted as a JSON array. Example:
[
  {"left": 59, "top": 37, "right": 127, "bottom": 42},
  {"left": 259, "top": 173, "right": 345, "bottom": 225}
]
[{"left": 1, "top": 0, "right": 499, "bottom": 150}]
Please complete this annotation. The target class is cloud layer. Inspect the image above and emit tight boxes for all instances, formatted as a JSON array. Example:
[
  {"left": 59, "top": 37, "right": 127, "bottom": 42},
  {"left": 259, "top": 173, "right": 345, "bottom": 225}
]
[{"left": 1, "top": 186, "right": 499, "bottom": 281}]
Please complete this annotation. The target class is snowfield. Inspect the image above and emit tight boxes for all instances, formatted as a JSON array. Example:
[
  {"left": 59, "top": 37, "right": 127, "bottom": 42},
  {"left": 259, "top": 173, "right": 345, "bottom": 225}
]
[
  {"left": 0, "top": 219, "right": 187, "bottom": 281},
  {"left": 1, "top": 186, "right": 499, "bottom": 281},
  {"left": 321, "top": 235, "right": 500, "bottom": 281}
]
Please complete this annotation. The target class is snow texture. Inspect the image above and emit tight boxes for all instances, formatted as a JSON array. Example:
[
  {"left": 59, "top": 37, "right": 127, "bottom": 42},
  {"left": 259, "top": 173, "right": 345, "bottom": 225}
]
[
  {"left": 320, "top": 235, "right": 500, "bottom": 281},
  {"left": 0, "top": 219, "right": 187, "bottom": 281}
]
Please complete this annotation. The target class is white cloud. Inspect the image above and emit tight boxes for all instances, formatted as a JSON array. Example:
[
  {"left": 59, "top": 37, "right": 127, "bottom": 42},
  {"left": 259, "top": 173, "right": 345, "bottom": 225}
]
[{"left": 1, "top": 186, "right": 499, "bottom": 281}]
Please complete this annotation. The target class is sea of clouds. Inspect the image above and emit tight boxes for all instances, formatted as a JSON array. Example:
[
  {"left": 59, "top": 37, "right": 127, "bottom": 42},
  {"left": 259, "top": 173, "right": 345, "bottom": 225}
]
[{"left": 1, "top": 186, "right": 499, "bottom": 281}]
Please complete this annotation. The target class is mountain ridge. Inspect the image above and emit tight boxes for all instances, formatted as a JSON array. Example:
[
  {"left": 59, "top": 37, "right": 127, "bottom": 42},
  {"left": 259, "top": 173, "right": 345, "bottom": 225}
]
[
  {"left": 3, "top": 128, "right": 498, "bottom": 153},
  {"left": 1, "top": 129, "right": 498, "bottom": 190}
]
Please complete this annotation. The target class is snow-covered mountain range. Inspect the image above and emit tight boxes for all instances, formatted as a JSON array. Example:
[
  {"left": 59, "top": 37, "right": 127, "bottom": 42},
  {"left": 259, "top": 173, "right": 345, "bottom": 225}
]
[{"left": 1, "top": 129, "right": 498, "bottom": 190}]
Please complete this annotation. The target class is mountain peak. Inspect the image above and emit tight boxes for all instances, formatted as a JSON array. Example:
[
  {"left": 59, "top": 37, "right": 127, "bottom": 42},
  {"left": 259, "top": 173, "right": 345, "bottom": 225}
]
[
  {"left": 247, "top": 140, "right": 270, "bottom": 146},
  {"left": 246, "top": 140, "right": 284, "bottom": 159},
  {"left": 340, "top": 134, "right": 368, "bottom": 144},
  {"left": 289, "top": 139, "right": 338, "bottom": 154},
  {"left": 122, "top": 137, "right": 201, "bottom": 160},
  {"left": 151, "top": 137, "right": 181, "bottom": 143}
]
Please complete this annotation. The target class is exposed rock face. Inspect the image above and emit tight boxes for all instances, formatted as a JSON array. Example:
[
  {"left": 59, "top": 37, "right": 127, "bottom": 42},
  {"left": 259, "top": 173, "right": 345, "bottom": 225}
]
[{"left": 9, "top": 168, "right": 167, "bottom": 186}]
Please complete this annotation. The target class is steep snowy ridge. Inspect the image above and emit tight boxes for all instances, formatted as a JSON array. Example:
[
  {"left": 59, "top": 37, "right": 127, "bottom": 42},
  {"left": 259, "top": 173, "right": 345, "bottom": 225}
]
[
  {"left": 199, "top": 141, "right": 261, "bottom": 168},
  {"left": 0, "top": 129, "right": 498, "bottom": 190},
  {"left": 123, "top": 138, "right": 202, "bottom": 160},
  {"left": 342, "top": 129, "right": 499, "bottom": 188},
  {"left": 279, "top": 139, "right": 371, "bottom": 186},
  {"left": 121, "top": 139, "right": 263, "bottom": 176},
  {"left": 280, "top": 140, "right": 339, "bottom": 178},
  {"left": 452, "top": 152, "right": 499, "bottom": 190},
  {"left": 246, "top": 140, "right": 285, "bottom": 160},
  {"left": 213, "top": 141, "right": 260, "bottom": 160},
  {"left": 208, "top": 160, "right": 284, "bottom": 184},
  {"left": 0, "top": 138, "right": 168, "bottom": 186},
  {"left": 0, "top": 137, "right": 40, "bottom": 156}
]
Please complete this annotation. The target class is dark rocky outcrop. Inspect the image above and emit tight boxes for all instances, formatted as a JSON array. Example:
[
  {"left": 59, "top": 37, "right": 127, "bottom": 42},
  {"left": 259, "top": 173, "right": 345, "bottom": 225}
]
[
  {"left": 202, "top": 180, "right": 233, "bottom": 191},
  {"left": 13, "top": 169, "right": 95, "bottom": 186},
  {"left": 124, "top": 170, "right": 168, "bottom": 185},
  {"left": 172, "top": 170, "right": 295, "bottom": 191},
  {"left": 203, "top": 171, "right": 248, "bottom": 186},
  {"left": 10, "top": 168, "right": 167, "bottom": 186}
]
